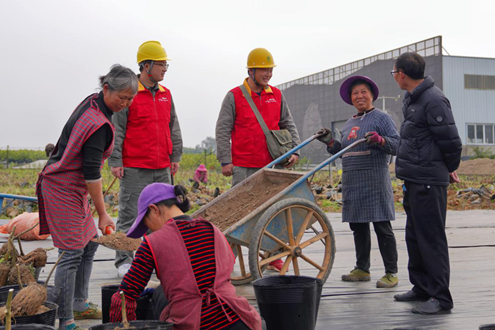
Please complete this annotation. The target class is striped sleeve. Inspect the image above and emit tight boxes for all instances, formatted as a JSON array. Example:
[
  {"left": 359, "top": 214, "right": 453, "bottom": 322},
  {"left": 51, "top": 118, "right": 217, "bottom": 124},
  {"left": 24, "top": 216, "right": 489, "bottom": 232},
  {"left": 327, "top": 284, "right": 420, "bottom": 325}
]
[
  {"left": 109, "top": 291, "right": 137, "bottom": 322},
  {"left": 109, "top": 237, "right": 155, "bottom": 322}
]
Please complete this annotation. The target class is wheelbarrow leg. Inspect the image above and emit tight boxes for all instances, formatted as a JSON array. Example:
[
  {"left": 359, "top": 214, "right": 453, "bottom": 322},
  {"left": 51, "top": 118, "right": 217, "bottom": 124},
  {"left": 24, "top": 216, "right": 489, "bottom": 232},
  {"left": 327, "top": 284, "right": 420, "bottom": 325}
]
[{"left": 236, "top": 245, "right": 247, "bottom": 278}]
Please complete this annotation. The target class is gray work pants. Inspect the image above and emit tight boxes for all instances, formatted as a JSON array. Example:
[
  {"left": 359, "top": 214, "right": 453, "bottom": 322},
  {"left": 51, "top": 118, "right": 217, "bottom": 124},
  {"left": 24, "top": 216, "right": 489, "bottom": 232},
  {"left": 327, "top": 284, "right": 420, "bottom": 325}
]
[
  {"left": 232, "top": 166, "right": 261, "bottom": 186},
  {"left": 55, "top": 240, "right": 99, "bottom": 321},
  {"left": 115, "top": 167, "right": 171, "bottom": 268}
]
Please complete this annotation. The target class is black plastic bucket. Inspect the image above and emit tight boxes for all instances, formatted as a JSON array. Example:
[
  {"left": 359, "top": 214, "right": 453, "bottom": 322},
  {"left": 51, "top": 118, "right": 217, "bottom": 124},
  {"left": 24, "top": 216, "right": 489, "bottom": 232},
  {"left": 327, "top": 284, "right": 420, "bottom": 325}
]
[
  {"left": 253, "top": 275, "right": 323, "bottom": 330},
  {"left": 0, "top": 283, "right": 60, "bottom": 305},
  {"left": 0, "top": 301, "right": 58, "bottom": 327},
  {"left": 0, "top": 325, "right": 56, "bottom": 330},
  {"left": 89, "top": 320, "right": 173, "bottom": 330},
  {"left": 101, "top": 285, "right": 155, "bottom": 323},
  {"left": 480, "top": 325, "right": 495, "bottom": 330}
]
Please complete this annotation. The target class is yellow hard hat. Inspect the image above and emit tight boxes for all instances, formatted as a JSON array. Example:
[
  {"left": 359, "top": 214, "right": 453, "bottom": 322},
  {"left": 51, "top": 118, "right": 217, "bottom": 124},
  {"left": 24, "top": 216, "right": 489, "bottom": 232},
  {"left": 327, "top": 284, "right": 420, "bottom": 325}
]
[
  {"left": 246, "top": 48, "right": 276, "bottom": 68},
  {"left": 137, "top": 41, "right": 171, "bottom": 63}
]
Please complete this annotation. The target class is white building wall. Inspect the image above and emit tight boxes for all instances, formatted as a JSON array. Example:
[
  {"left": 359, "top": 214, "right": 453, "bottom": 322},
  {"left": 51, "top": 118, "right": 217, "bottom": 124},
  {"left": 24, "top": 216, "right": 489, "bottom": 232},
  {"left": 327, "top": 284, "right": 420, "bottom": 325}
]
[{"left": 442, "top": 56, "right": 495, "bottom": 149}]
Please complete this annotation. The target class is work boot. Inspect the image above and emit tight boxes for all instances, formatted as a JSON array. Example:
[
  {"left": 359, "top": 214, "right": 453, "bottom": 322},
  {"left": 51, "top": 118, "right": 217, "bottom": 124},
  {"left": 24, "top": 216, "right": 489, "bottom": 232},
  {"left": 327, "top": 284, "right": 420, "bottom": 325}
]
[
  {"left": 412, "top": 298, "right": 452, "bottom": 314},
  {"left": 73, "top": 302, "right": 102, "bottom": 320},
  {"left": 342, "top": 268, "right": 370, "bottom": 282},
  {"left": 64, "top": 324, "right": 82, "bottom": 330},
  {"left": 394, "top": 290, "right": 429, "bottom": 302},
  {"left": 59, "top": 321, "right": 82, "bottom": 330},
  {"left": 376, "top": 273, "right": 399, "bottom": 288}
]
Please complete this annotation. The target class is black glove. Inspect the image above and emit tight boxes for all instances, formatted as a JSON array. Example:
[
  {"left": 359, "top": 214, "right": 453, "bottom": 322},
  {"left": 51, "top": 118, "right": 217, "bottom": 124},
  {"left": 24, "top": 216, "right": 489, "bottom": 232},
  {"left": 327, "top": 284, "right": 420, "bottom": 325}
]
[{"left": 316, "top": 128, "right": 334, "bottom": 145}]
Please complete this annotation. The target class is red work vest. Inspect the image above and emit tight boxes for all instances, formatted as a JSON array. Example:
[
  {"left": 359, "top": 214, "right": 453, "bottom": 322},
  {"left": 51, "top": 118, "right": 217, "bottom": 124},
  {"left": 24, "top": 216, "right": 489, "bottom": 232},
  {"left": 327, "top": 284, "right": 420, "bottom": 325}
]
[
  {"left": 122, "top": 81, "right": 173, "bottom": 169},
  {"left": 146, "top": 219, "right": 262, "bottom": 330},
  {"left": 230, "top": 80, "right": 282, "bottom": 168}
]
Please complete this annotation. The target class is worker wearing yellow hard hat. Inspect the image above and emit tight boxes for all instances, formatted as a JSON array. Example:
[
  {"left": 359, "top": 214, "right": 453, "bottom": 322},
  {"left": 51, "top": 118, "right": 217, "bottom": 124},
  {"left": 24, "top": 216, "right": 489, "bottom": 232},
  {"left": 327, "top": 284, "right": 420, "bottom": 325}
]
[
  {"left": 246, "top": 48, "right": 276, "bottom": 88},
  {"left": 108, "top": 40, "right": 183, "bottom": 277},
  {"left": 215, "top": 47, "right": 301, "bottom": 272},
  {"left": 137, "top": 41, "right": 171, "bottom": 84}
]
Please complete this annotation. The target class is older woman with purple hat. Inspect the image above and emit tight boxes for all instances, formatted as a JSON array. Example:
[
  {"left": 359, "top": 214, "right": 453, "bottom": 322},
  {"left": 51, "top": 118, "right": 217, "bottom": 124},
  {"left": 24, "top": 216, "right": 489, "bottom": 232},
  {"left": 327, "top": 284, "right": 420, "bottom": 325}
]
[
  {"left": 109, "top": 183, "right": 263, "bottom": 330},
  {"left": 317, "top": 75, "right": 400, "bottom": 288}
]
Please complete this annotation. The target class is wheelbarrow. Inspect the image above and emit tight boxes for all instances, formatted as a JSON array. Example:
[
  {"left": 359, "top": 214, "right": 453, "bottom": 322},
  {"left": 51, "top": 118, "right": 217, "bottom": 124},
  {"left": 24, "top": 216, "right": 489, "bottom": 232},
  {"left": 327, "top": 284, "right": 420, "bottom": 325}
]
[{"left": 192, "top": 135, "right": 365, "bottom": 285}]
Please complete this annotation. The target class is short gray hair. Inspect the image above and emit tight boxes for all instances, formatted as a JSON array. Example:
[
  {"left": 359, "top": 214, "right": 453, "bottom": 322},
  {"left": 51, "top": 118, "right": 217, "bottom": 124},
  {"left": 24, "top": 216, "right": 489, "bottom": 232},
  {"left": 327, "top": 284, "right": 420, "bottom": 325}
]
[{"left": 99, "top": 64, "right": 138, "bottom": 94}]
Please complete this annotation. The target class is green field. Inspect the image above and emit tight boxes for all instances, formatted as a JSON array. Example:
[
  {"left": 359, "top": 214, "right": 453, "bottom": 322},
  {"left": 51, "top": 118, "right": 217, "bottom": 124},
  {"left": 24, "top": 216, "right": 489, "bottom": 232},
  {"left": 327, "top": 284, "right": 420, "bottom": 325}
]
[{"left": 1, "top": 154, "right": 494, "bottom": 219}]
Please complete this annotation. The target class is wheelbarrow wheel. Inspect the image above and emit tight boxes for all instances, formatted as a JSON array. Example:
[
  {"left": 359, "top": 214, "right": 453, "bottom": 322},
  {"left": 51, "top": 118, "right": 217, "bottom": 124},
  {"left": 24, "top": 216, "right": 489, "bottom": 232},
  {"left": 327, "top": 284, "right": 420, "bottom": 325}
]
[
  {"left": 230, "top": 243, "right": 272, "bottom": 286},
  {"left": 248, "top": 198, "right": 335, "bottom": 283}
]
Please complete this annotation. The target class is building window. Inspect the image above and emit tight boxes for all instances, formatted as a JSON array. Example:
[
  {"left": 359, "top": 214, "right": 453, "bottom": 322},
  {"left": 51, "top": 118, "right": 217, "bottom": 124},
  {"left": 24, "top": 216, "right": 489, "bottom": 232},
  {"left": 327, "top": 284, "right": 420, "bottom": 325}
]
[
  {"left": 467, "top": 124, "right": 495, "bottom": 144},
  {"left": 464, "top": 74, "right": 495, "bottom": 90}
]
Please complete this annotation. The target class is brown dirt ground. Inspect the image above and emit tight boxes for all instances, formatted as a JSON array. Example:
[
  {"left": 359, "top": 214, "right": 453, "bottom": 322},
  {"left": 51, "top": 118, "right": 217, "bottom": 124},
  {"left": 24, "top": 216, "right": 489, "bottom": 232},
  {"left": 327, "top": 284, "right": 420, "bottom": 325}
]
[
  {"left": 457, "top": 158, "right": 495, "bottom": 176},
  {"left": 93, "top": 232, "right": 142, "bottom": 251},
  {"left": 317, "top": 159, "right": 495, "bottom": 212},
  {"left": 390, "top": 158, "right": 495, "bottom": 176},
  {"left": 202, "top": 181, "right": 292, "bottom": 232}
]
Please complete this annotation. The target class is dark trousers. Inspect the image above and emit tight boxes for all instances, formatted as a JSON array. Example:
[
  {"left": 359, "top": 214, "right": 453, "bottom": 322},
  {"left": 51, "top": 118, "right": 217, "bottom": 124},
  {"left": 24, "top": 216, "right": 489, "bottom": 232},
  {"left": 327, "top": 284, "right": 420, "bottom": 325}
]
[
  {"left": 403, "top": 181, "right": 453, "bottom": 309},
  {"left": 349, "top": 221, "right": 398, "bottom": 274},
  {"left": 151, "top": 285, "right": 168, "bottom": 320}
]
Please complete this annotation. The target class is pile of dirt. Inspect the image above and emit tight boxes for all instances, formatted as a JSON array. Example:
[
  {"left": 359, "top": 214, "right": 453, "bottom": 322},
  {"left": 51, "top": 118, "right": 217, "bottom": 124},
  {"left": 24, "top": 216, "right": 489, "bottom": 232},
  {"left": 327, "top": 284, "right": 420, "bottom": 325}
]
[
  {"left": 93, "top": 232, "right": 142, "bottom": 251},
  {"left": 203, "top": 181, "right": 292, "bottom": 232},
  {"left": 457, "top": 158, "right": 495, "bottom": 176}
]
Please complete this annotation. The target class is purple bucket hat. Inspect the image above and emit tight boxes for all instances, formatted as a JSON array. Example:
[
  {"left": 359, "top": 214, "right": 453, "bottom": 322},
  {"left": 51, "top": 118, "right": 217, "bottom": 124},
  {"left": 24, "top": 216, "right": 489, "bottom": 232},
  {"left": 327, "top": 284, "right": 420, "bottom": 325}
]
[
  {"left": 127, "top": 183, "right": 176, "bottom": 238},
  {"left": 340, "top": 75, "right": 379, "bottom": 105}
]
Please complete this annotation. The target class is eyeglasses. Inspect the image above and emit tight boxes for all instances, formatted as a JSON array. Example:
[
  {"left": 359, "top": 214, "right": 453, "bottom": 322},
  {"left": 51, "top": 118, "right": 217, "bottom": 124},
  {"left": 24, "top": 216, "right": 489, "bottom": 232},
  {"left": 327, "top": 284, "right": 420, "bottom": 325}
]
[
  {"left": 154, "top": 62, "right": 169, "bottom": 70},
  {"left": 390, "top": 70, "right": 400, "bottom": 76}
]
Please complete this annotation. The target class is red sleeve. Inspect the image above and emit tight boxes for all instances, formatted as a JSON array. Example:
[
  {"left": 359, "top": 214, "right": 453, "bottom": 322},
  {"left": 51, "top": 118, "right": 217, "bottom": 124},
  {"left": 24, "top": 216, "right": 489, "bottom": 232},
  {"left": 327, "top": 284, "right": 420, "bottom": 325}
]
[{"left": 109, "top": 291, "right": 137, "bottom": 322}]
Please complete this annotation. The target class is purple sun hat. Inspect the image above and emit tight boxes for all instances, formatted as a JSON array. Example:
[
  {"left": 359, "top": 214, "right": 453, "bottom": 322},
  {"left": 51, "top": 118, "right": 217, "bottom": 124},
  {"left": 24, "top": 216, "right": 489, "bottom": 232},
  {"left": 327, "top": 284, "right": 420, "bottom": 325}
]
[
  {"left": 339, "top": 75, "right": 379, "bottom": 105},
  {"left": 127, "top": 183, "right": 176, "bottom": 238}
]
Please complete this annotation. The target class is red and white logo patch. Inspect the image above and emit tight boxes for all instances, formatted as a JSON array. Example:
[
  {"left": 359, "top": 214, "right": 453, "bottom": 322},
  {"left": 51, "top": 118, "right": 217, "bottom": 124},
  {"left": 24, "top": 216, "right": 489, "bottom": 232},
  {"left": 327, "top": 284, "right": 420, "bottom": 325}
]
[{"left": 347, "top": 126, "right": 360, "bottom": 140}]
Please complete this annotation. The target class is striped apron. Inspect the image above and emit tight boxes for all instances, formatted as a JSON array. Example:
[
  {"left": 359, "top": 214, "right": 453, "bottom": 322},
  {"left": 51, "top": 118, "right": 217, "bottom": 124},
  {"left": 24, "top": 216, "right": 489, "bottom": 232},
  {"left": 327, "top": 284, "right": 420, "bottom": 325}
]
[{"left": 36, "top": 94, "right": 114, "bottom": 250}]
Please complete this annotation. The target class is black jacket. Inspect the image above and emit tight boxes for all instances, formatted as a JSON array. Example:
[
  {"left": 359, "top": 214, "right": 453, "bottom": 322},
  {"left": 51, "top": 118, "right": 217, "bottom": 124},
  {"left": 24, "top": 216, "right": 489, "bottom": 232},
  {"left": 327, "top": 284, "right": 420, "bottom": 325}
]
[{"left": 396, "top": 76, "right": 462, "bottom": 186}]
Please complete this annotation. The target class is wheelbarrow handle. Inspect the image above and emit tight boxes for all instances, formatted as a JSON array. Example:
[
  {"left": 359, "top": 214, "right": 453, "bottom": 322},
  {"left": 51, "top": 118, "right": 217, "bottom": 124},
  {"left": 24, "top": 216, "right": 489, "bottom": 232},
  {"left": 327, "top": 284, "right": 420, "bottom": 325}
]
[
  {"left": 298, "top": 138, "right": 367, "bottom": 182},
  {"left": 265, "top": 133, "right": 325, "bottom": 168}
]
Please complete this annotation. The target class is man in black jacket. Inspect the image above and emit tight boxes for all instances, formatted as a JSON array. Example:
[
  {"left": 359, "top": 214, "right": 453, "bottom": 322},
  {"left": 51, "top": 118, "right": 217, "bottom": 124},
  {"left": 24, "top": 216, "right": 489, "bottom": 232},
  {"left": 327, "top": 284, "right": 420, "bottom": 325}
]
[{"left": 391, "top": 52, "right": 462, "bottom": 315}]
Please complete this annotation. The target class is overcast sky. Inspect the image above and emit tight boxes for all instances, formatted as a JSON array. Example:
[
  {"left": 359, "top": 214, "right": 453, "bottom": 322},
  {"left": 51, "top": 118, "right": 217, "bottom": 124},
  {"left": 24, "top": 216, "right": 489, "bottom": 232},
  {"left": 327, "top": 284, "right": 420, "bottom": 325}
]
[{"left": 0, "top": 0, "right": 492, "bottom": 149}]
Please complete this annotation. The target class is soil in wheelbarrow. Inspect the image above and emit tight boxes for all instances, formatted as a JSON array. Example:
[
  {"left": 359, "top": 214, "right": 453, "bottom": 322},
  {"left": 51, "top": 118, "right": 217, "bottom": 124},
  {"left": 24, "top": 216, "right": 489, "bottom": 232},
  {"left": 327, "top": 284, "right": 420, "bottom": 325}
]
[
  {"left": 203, "top": 181, "right": 293, "bottom": 231},
  {"left": 92, "top": 232, "right": 142, "bottom": 251}
]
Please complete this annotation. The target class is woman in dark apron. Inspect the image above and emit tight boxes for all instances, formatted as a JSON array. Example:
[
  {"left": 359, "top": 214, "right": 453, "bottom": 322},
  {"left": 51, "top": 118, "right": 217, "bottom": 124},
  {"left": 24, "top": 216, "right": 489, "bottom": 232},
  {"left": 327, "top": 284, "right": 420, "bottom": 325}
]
[{"left": 317, "top": 75, "right": 400, "bottom": 289}]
